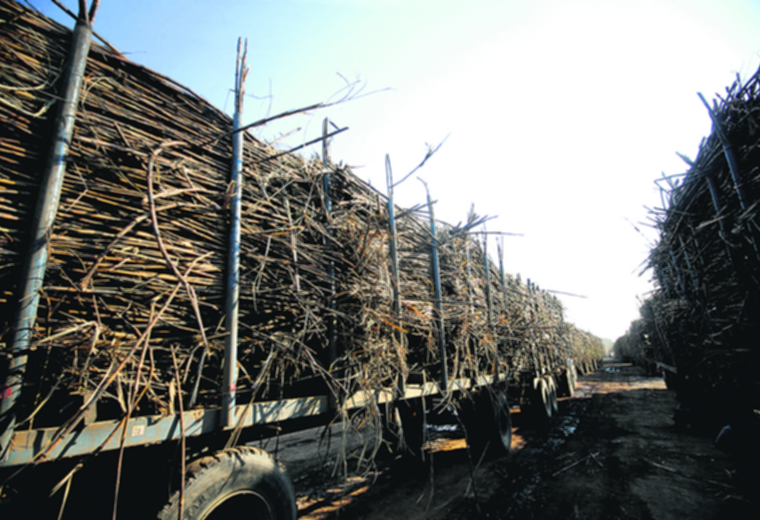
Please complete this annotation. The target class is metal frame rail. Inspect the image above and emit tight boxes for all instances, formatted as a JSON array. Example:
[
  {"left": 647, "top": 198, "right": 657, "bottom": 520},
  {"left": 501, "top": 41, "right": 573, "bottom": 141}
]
[{"left": 0, "top": 373, "right": 506, "bottom": 468}]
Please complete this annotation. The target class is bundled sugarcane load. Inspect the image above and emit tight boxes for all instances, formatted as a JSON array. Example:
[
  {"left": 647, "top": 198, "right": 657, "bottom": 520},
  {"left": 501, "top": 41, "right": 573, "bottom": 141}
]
[
  {"left": 565, "top": 324, "right": 604, "bottom": 374},
  {"left": 613, "top": 319, "right": 646, "bottom": 364},
  {"left": 0, "top": 0, "right": 578, "bottom": 446},
  {"left": 612, "top": 308, "right": 665, "bottom": 376},
  {"left": 641, "top": 65, "right": 760, "bottom": 414}
]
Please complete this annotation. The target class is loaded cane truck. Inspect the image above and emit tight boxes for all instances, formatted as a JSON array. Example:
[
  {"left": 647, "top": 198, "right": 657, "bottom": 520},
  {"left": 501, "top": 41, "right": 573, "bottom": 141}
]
[
  {"left": 633, "top": 68, "right": 760, "bottom": 432},
  {"left": 0, "top": 1, "right": 582, "bottom": 517}
]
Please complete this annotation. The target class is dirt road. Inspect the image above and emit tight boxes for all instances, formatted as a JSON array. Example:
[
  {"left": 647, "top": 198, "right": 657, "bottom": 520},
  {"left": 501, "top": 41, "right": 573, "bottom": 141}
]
[{"left": 277, "top": 362, "right": 756, "bottom": 520}]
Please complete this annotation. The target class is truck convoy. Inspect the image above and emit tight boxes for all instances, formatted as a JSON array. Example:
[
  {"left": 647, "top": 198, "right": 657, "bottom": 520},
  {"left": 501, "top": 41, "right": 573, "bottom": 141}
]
[
  {"left": 0, "top": 1, "right": 603, "bottom": 517},
  {"left": 615, "top": 66, "right": 760, "bottom": 436}
]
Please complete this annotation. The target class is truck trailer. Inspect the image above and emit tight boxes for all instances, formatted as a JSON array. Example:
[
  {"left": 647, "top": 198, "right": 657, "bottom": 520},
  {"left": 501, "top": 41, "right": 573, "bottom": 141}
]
[
  {"left": 618, "top": 65, "right": 760, "bottom": 436},
  {"left": 0, "top": 2, "right": 593, "bottom": 517}
]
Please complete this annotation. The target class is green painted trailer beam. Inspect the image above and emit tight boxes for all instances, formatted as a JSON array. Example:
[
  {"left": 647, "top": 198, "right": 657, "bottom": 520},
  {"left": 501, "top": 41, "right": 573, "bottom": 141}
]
[
  {"left": 1, "top": 396, "right": 328, "bottom": 468},
  {"left": 2, "top": 372, "right": 508, "bottom": 468}
]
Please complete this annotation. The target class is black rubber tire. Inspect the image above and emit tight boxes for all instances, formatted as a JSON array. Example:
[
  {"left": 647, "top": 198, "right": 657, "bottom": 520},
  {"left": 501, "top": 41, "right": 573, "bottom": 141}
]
[
  {"left": 521, "top": 379, "right": 552, "bottom": 427},
  {"left": 557, "top": 367, "right": 576, "bottom": 398},
  {"left": 569, "top": 365, "right": 578, "bottom": 392},
  {"left": 465, "top": 391, "right": 513, "bottom": 457},
  {"left": 539, "top": 378, "right": 553, "bottom": 421},
  {"left": 548, "top": 377, "right": 559, "bottom": 414},
  {"left": 157, "top": 446, "right": 296, "bottom": 520},
  {"left": 493, "top": 392, "right": 513, "bottom": 455}
]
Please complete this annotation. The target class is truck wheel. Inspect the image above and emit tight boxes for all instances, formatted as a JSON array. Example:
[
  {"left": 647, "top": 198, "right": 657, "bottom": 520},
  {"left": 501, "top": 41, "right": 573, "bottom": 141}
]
[
  {"left": 522, "top": 378, "right": 553, "bottom": 427},
  {"left": 557, "top": 367, "right": 576, "bottom": 398},
  {"left": 158, "top": 446, "right": 296, "bottom": 520},
  {"left": 548, "top": 377, "right": 559, "bottom": 414},
  {"left": 569, "top": 366, "right": 578, "bottom": 392},
  {"left": 465, "top": 391, "right": 512, "bottom": 457},
  {"left": 538, "top": 378, "right": 554, "bottom": 422}
]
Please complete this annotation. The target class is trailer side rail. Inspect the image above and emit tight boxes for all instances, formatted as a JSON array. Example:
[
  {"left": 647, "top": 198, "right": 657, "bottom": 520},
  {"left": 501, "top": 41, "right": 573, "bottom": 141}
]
[{"left": 1, "top": 372, "right": 507, "bottom": 468}]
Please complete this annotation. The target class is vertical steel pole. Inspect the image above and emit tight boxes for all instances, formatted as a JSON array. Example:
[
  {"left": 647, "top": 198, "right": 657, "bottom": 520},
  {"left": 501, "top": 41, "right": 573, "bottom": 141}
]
[
  {"left": 323, "top": 118, "right": 333, "bottom": 218},
  {"left": 0, "top": 8, "right": 94, "bottom": 459},
  {"left": 222, "top": 39, "right": 248, "bottom": 429},
  {"left": 385, "top": 156, "right": 401, "bottom": 328},
  {"left": 496, "top": 238, "right": 509, "bottom": 376},
  {"left": 465, "top": 240, "right": 474, "bottom": 314},
  {"left": 497, "top": 238, "right": 507, "bottom": 298},
  {"left": 385, "top": 155, "right": 405, "bottom": 395},
  {"left": 482, "top": 233, "right": 493, "bottom": 326},
  {"left": 421, "top": 181, "right": 447, "bottom": 391},
  {"left": 323, "top": 118, "right": 338, "bottom": 406}
]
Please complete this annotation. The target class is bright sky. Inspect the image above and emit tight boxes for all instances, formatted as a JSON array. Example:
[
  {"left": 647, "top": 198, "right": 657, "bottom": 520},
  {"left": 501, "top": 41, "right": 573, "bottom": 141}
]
[{"left": 30, "top": 0, "right": 760, "bottom": 341}]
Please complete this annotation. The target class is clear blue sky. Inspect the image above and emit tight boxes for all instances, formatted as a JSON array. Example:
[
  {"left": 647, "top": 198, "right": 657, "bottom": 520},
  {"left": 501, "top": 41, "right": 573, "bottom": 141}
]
[{"left": 29, "top": 0, "right": 760, "bottom": 341}]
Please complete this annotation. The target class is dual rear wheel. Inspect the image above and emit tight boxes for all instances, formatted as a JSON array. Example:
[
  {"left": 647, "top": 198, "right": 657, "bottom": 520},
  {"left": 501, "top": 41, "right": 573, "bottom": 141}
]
[{"left": 388, "top": 390, "right": 514, "bottom": 461}]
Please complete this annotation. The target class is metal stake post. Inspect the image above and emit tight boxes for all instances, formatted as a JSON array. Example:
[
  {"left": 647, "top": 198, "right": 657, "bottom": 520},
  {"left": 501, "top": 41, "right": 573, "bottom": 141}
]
[
  {"left": 465, "top": 241, "right": 474, "bottom": 315},
  {"left": 497, "top": 237, "right": 508, "bottom": 303},
  {"left": 323, "top": 118, "right": 338, "bottom": 406},
  {"left": 0, "top": 4, "right": 95, "bottom": 459},
  {"left": 222, "top": 38, "right": 248, "bottom": 429},
  {"left": 421, "top": 180, "right": 447, "bottom": 391},
  {"left": 482, "top": 233, "right": 493, "bottom": 326},
  {"left": 385, "top": 155, "right": 405, "bottom": 395}
]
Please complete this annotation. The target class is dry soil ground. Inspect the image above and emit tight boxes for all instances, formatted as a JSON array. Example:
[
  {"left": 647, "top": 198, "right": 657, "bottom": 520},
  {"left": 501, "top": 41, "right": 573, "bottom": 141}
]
[{"left": 274, "top": 361, "right": 757, "bottom": 520}]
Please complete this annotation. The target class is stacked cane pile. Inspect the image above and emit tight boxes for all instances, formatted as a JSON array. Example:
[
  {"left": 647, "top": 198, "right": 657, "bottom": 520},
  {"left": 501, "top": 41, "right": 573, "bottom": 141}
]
[
  {"left": 0, "top": 0, "right": 584, "bottom": 435},
  {"left": 637, "top": 66, "right": 760, "bottom": 407}
]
